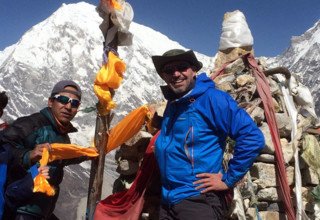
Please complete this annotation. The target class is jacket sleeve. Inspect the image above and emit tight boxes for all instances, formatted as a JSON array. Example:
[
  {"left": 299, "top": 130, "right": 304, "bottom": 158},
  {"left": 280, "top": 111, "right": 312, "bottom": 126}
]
[
  {"left": 211, "top": 91, "right": 265, "bottom": 188},
  {"left": 5, "top": 165, "right": 38, "bottom": 211},
  {"left": 1, "top": 117, "right": 36, "bottom": 169}
]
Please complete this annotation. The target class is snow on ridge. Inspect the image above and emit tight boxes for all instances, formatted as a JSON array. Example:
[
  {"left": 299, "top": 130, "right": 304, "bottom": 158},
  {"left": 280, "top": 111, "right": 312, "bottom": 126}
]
[
  {"left": 130, "top": 22, "right": 185, "bottom": 54},
  {"left": 0, "top": 44, "right": 16, "bottom": 66},
  {"left": 8, "top": 2, "right": 103, "bottom": 70}
]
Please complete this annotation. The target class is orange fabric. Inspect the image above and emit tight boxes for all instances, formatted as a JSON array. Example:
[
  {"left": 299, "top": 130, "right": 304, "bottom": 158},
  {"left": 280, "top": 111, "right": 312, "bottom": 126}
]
[
  {"left": 33, "top": 144, "right": 99, "bottom": 196},
  {"left": 94, "top": 51, "right": 126, "bottom": 113},
  {"left": 101, "top": 0, "right": 123, "bottom": 11},
  {"left": 110, "top": 0, "right": 123, "bottom": 10},
  {"left": 48, "top": 143, "right": 99, "bottom": 162},
  {"left": 95, "top": 52, "right": 126, "bottom": 89},
  {"left": 33, "top": 148, "right": 55, "bottom": 196},
  {"left": 94, "top": 85, "right": 116, "bottom": 114},
  {"left": 106, "top": 105, "right": 151, "bottom": 153}
]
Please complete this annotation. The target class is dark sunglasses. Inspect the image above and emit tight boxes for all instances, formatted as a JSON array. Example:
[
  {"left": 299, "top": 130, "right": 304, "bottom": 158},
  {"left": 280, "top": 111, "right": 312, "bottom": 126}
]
[
  {"left": 53, "top": 94, "right": 81, "bottom": 108},
  {"left": 162, "top": 62, "right": 191, "bottom": 75}
]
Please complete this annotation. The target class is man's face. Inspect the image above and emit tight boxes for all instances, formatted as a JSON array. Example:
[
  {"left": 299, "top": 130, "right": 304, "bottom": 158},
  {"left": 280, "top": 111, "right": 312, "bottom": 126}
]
[
  {"left": 161, "top": 61, "right": 196, "bottom": 97},
  {"left": 48, "top": 86, "right": 80, "bottom": 125}
]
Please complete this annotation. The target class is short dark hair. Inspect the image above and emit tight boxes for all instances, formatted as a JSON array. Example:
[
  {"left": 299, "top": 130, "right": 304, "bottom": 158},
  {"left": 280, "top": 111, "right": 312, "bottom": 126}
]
[{"left": 0, "top": 91, "right": 8, "bottom": 110}]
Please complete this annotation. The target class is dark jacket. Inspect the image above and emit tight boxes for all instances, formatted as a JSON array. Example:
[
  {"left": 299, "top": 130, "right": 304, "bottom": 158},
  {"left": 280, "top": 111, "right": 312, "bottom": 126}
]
[
  {"left": 1, "top": 107, "right": 83, "bottom": 218},
  {"left": 155, "top": 73, "right": 265, "bottom": 205},
  {"left": 0, "top": 143, "right": 39, "bottom": 220}
]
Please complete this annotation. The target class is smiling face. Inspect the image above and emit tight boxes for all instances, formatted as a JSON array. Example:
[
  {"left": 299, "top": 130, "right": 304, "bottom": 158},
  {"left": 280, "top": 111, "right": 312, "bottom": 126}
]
[
  {"left": 48, "top": 86, "right": 80, "bottom": 125},
  {"left": 161, "top": 61, "right": 196, "bottom": 97}
]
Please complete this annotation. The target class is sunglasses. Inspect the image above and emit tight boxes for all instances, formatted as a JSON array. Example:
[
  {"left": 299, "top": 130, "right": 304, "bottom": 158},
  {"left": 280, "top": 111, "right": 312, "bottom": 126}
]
[
  {"left": 162, "top": 62, "right": 191, "bottom": 75},
  {"left": 53, "top": 94, "right": 81, "bottom": 108}
]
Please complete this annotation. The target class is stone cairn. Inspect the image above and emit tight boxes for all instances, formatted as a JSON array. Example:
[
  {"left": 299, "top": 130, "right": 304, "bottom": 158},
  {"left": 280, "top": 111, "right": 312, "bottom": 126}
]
[{"left": 213, "top": 52, "right": 320, "bottom": 220}]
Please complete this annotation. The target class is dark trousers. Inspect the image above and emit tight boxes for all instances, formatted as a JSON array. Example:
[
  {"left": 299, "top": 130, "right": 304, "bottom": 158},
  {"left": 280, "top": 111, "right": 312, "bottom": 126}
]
[
  {"left": 159, "top": 192, "right": 226, "bottom": 220},
  {"left": 14, "top": 213, "right": 59, "bottom": 220}
]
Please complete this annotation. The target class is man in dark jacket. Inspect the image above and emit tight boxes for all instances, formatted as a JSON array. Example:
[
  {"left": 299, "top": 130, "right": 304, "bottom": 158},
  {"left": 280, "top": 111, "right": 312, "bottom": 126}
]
[
  {"left": 151, "top": 49, "right": 265, "bottom": 220},
  {"left": 1, "top": 80, "right": 85, "bottom": 220}
]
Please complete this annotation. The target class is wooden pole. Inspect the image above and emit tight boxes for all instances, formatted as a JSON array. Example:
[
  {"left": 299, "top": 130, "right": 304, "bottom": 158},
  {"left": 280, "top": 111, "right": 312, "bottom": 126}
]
[
  {"left": 86, "top": 103, "right": 112, "bottom": 220},
  {"left": 86, "top": 18, "right": 118, "bottom": 218}
]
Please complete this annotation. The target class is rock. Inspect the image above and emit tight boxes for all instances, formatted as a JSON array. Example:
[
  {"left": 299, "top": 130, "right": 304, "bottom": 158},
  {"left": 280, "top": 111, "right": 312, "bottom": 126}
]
[
  {"left": 251, "top": 163, "right": 294, "bottom": 188},
  {"left": 236, "top": 74, "right": 255, "bottom": 87},
  {"left": 116, "top": 159, "right": 140, "bottom": 175},
  {"left": 302, "top": 167, "right": 320, "bottom": 185},
  {"left": 256, "top": 154, "right": 274, "bottom": 163},
  {"left": 257, "top": 187, "right": 280, "bottom": 202},
  {"left": 275, "top": 113, "right": 292, "bottom": 138}
]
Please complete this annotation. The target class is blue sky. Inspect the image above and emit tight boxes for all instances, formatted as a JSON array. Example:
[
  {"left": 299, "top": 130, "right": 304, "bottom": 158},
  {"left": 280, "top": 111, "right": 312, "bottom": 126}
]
[{"left": 1, "top": 0, "right": 319, "bottom": 57}]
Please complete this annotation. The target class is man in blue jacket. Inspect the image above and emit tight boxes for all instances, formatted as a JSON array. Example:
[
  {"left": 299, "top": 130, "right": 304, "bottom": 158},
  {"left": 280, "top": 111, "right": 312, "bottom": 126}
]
[{"left": 151, "top": 49, "right": 265, "bottom": 219}]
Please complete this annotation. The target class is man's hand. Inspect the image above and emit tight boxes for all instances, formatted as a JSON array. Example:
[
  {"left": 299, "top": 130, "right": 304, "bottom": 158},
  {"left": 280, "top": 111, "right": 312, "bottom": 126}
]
[
  {"left": 38, "top": 166, "right": 50, "bottom": 179},
  {"left": 29, "top": 143, "right": 52, "bottom": 163},
  {"left": 193, "top": 172, "right": 229, "bottom": 193}
]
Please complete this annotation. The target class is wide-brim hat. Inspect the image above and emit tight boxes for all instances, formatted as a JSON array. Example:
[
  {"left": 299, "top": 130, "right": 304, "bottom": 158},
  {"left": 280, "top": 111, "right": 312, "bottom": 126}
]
[{"left": 152, "top": 49, "right": 203, "bottom": 77}]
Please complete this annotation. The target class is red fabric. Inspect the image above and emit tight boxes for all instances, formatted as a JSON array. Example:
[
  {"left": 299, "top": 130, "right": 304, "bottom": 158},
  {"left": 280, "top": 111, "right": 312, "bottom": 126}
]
[
  {"left": 210, "top": 59, "right": 235, "bottom": 80},
  {"left": 0, "top": 121, "right": 8, "bottom": 131},
  {"left": 246, "top": 54, "right": 295, "bottom": 220},
  {"left": 94, "top": 131, "right": 160, "bottom": 220}
]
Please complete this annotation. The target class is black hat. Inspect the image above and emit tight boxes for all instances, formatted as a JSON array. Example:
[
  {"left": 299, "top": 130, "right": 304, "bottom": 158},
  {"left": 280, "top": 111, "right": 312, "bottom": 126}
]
[
  {"left": 50, "top": 80, "right": 82, "bottom": 100},
  {"left": 152, "top": 49, "right": 203, "bottom": 77}
]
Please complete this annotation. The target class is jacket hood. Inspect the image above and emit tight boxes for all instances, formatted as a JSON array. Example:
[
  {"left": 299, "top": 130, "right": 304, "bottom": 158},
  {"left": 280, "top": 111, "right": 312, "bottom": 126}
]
[{"left": 161, "top": 73, "right": 215, "bottom": 102}]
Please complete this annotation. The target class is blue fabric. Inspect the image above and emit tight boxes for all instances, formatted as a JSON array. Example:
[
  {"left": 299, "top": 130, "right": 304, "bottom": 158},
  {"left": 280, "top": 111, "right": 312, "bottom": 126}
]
[
  {"left": 29, "top": 165, "right": 39, "bottom": 179},
  {"left": 155, "top": 73, "right": 265, "bottom": 205},
  {"left": 0, "top": 143, "right": 11, "bottom": 220},
  {"left": 0, "top": 163, "right": 7, "bottom": 219}
]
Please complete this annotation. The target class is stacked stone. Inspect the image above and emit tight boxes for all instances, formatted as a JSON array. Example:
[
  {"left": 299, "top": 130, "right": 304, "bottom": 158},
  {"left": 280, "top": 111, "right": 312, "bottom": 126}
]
[
  {"left": 213, "top": 55, "right": 320, "bottom": 220},
  {"left": 112, "top": 102, "right": 166, "bottom": 219},
  {"left": 112, "top": 130, "right": 153, "bottom": 193}
]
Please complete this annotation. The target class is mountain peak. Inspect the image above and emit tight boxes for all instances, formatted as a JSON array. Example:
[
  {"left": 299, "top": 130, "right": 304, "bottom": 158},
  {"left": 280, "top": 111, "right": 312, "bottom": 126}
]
[{"left": 268, "top": 19, "right": 320, "bottom": 116}]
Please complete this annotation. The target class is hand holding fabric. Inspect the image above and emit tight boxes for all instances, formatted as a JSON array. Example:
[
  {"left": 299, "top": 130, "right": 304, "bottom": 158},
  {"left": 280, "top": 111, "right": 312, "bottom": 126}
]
[
  {"left": 30, "top": 143, "right": 52, "bottom": 163},
  {"left": 38, "top": 166, "right": 50, "bottom": 179}
]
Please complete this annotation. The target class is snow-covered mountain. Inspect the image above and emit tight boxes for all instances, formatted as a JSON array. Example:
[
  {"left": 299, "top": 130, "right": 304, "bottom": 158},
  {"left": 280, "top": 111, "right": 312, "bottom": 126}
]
[
  {"left": 267, "top": 20, "right": 320, "bottom": 116},
  {"left": 0, "top": 2, "right": 215, "bottom": 219}
]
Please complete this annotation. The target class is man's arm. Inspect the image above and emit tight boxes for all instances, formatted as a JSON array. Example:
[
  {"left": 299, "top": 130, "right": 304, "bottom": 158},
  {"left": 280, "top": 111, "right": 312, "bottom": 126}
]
[
  {"left": 219, "top": 94, "right": 265, "bottom": 188},
  {"left": 1, "top": 116, "right": 47, "bottom": 169}
]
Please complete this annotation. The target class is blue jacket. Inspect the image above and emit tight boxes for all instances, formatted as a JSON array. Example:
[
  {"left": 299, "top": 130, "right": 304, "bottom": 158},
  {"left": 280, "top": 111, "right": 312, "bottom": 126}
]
[
  {"left": 0, "top": 143, "right": 11, "bottom": 219},
  {"left": 155, "top": 73, "right": 265, "bottom": 205}
]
